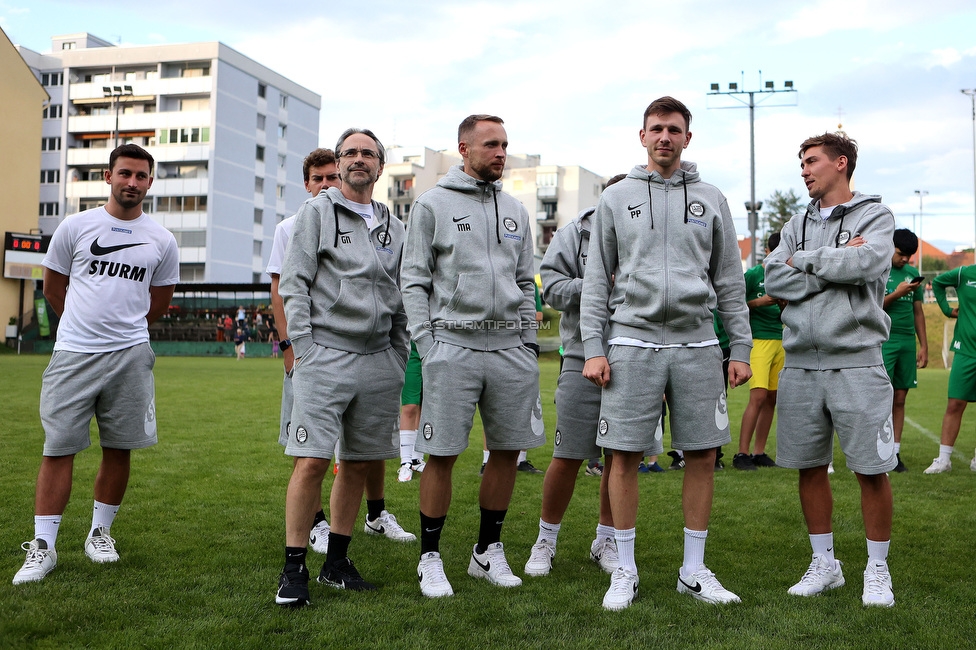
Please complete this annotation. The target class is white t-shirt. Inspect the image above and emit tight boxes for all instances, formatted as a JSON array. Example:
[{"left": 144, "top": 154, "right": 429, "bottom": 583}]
[
  {"left": 265, "top": 215, "right": 296, "bottom": 276},
  {"left": 43, "top": 206, "right": 180, "bottom": 353}
]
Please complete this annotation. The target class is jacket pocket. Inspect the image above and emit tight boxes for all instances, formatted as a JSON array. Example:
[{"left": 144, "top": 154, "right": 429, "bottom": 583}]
[{"left": 323, "top": 277, "right": 376, "bottom": 336}]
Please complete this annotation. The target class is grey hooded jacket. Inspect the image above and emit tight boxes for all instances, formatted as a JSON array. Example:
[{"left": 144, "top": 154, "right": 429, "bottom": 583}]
[{"left": 540, "top": 208, "right": 593, "bottom": 372}]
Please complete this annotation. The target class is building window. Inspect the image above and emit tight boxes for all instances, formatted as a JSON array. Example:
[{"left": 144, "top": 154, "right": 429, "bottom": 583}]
[
  {"left": 156, "top": 196, "right": 208, "bottom": 212},
  {"left": 538, "top": 173, "right": 558, "bottom": 187},
  {"left": 40, "top": 72, "right": 63, "bottom": 86},
  {"left": 277, "top": 154, "right": 286, "bottom": 169},
  {"left": 257, "top": 114, "right": 266, "bottom": 131},
  {"left": 254, "top": 208, "right": 263, "bottom": 224},
  {"left": 171, "top": 230, "right": 207, "bottom": 247},
  {"left": 276, "top": 184, "right": 285, "bottom": 199},
  {"left": 258, "top": 83, "right": 267, "bottom": 99},
  {"left": 42, "top": 104, "right": 62, "bottom": 119},
  {"left": 253, "top": 272, "right": 262, "bottom": 283},
  {"left": 255, "top": 177, "right": 264, "bottom": 193},
  {"left": 179, "top": 263, "right": 205, "bottom": 282},
  {"left": 280, "top": 95, "right": 288, "bottom": 109},
  {"left": 542, "top": 201, "right": 557, "bottom": 219},
  {"left": 39, "top": 202, "right": 59, "bottom": 216},
  {"left": 61, "top": 42, "right": 75, "bottom": 50},
  {"left": 253, "top": 241, "right": 263, "bottom": 256},
  {"left": 277, "top": 213, "right": 285, "bottom": 223},
  {"left": 40, "top": 170, "right": 60, "bottom": 184},
  {"left": 159, "top": 127, "right": 209, "bottom": 144},
  {"left": 277, "top": 124, "right": 287, "bottom": 139},
  {"left": 256, "top": 145, "right": 265, "bottom": 162},
  {"left": 41, "top": 137, "right": 61, "bottom": 151}
]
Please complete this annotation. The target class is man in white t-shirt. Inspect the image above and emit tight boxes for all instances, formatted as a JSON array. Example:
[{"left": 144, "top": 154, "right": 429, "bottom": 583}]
[{"left": 13, "top": 144, "right": 179, "bottom": 585}]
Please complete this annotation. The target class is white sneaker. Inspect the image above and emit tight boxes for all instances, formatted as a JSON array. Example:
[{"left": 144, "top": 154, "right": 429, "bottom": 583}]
[
  {"left": 418, "top": 551, "right": 454, "bottom": 598},
  {"left": 84, "top": 526, "right": 119, "bottom": 563},
  {"left": 467, "top": 542, "right": 521, "bottom": 587},
  {"left": 602, "top": 566, "right": 639, "bottom": 611},
  {"left": 590, "top": 536, "right": 619, "bottom": 574},
  {"left": 12, "top": 539, "right": 57, "bottom": 584},
  {"left": 862, "top": 560, "right": 895, "bottom": 607},
  {"left": 397, "top": 462, "right": 414, "bottom": 482},
  {"left": 970, "top": 452, "right": 976, "bottom": 472},
  {"left": 309, "top": 519, "right": 330, "bottom": 554},
  {"left": 409, "top": 458, "right": 426, "bottom": 473},
  {"left": 677, "top": 564, "right": 741, "bottom": 604},
  {"left": 924, "top": 457, "right": 952, "bottom": 474},
  {"left": 788, "top": 553, "right": 845, "bottom": 596},
  {"left": 364, "top": 510, "right": 416, "bottom": 542},
  {"left": 524, "top": 539, "right": 555, "bottom": 576},
  {"left": 827, "top": 462, "right": 835, "bottom": 474}
]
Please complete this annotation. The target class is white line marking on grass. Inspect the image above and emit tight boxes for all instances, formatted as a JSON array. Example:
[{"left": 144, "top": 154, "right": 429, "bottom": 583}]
[{"left": 905, "top": 416, "right": 970, "bottom": 460}]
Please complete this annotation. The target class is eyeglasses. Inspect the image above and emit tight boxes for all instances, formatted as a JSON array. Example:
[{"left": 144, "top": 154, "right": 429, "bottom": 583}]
[{"left": 338, "top": 148, "right": 380, "bottom": 160}]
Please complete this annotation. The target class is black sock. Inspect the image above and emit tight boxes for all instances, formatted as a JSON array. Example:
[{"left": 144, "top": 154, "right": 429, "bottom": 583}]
[
  {"left": 324, "top": 532, "right": 351, "bottom": 569},
  {"left": 312, "top": 510, "right": 327, "bottom": 526},
  {"left": 366, "top": 498, "right": 385, "bottom": 522},
  {"left": 475, "top": 507, "right": 507, "bottom": 554},
  {"left": 420, "top": 512, "right": 446, "bottom": 555},
  {"left": 285, "top": 546, "right": 307, "bottom": 568}
]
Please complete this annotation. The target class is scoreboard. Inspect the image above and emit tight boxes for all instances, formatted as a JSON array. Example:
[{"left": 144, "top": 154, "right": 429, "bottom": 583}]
[{"left": 4, "top": 232, "right": 52, "bottom": 280}]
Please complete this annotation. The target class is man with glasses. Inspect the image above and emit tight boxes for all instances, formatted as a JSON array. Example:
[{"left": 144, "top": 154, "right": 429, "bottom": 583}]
[
  {"left": 275, "top": 129, "right": 409, "bottom": 607},
  {"left": 401, "top": 114, "right": 542, "bottom": 598}
]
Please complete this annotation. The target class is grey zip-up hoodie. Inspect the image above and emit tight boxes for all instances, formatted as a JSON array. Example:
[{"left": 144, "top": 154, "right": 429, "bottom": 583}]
[
  {"left": 279, "top": 186, "right": 408, "bottom": 365},
  {"left": 401, "top": 165, "right": 537, "bottom": 357},
  {"left": 579, "top": 162, "right": 751, "bottom": 363},
  {"left": 541, "top": 208, "right": 593, "bottom": 372},
  {"left": 764, "top": 192, "right": 894, "bottom": 370}
]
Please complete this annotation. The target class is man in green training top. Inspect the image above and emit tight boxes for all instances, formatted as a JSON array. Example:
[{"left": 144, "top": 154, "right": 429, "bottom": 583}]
[{"left": 882, "top": 228, "right": 927, "bottom": 473}]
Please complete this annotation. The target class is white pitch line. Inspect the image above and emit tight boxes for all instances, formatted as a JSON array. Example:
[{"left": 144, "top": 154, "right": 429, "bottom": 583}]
[{"left": 904, "top": 416, "right": 970, "bottom": 461}]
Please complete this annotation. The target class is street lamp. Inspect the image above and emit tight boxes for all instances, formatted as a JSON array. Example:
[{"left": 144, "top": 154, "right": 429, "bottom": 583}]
[
  {"left": 915, "top": 189, "right": 928, "bottom": 277},
  {"left": 708, "top": 73, "right": 797, "bottom": 266},
  {"left": 963, "top": 89, "right": 976, "bottom": 264},
  {"left": 102, "top": 84, "right": 133, "bottom": 149}
]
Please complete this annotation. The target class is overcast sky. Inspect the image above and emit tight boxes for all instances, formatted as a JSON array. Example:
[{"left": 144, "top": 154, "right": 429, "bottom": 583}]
[{"left": 4, "top": 0, "right": 976, "bottom": 252}]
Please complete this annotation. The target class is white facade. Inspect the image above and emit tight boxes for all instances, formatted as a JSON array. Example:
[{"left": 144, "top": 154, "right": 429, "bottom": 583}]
[{"left": 17, "top": 33, "right": 320, "bottom": 283}]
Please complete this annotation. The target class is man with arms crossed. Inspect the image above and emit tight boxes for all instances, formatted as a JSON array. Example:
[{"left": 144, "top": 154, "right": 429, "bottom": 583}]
[
  {"left": 401, "top": 114, "right": 542, "bottom": 598},
  {"left": 580, "top": 97, "right": 752, "bottom": 610},
  {"left": 765, "top": 132, "right": 897, "bottom": 607},
  {"left": 267, "top": 149, "right": 412, "bottom": 557},
  {"left": 14, "top": 144, "right": 178, "bottom": 584},
  {"left": 883, "top": 228, "right": 927, "bottom": 473},
  {"left": 275, "top": 129, "right": 409, "bottom": 607}
]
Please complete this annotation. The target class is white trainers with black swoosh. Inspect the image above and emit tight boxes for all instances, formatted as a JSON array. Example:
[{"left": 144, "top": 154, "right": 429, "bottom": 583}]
[
  {"left": 309, "top": 519, "right": 330, "bottom": 554},
  {"left": 603, "top": 566, "right": 639, "bottom": 611},
  {"left": 364, "top": 510, "right": 416, "bottom": 542},
  {"left": 418, "top": 551, "right": 454, "bottom": 598},
  {"left": 467, "top": 542, "right": 521, "bottom": 587},
  {"left": 677, "top": 564, "right": 741, "bottom": 604}
]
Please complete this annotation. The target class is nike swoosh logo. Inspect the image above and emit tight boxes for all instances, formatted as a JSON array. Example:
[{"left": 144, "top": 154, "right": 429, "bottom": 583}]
[
  {"left": 472, "top": 556, "right": 491, "bottom": 572},
  {"left": 90, "top": 238, "right": 148, "bottom": 256},
  {"left": 366, "top": 523, "right": 386, "bottom": 534},
  {"left": 337, "top": 228, "right": 353, "bottom": 235},
  {"left": 679, "top": 577, "right": 702, "bottom": 593},
  {"left": 424, "top": 527, "right": 440, "bottom": 533},
  {"left": 452, "top": 215, "right": 471, "bottom": 223},
  {"left": 627, "top": 202, "right": 646, "bottom": 211},
  {"left": 310, "top": 535, "right": 317, "bottom": 544}
]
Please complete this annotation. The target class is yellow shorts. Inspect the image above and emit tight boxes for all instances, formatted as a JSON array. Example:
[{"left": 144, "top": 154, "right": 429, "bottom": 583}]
[{"left": 748, "top": 339, "right": 785, "bottom": 391}]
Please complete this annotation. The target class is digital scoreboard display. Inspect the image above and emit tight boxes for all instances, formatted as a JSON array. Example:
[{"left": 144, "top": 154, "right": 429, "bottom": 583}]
[{"left": 4, "top": 232, "right": 52, "bottom": 280}]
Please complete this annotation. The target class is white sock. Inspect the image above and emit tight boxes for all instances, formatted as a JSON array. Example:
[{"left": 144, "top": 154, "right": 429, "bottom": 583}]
[
  {"left": 91, "top": 500, "right": 120, "bottom": 534},
  {"left": 939, "top": 445, "right": 954, "bottom": 463},
  {"left": 518, "top": 450, "right": 528, "bottom": 464},
  {"left": 893, "top": 442, "right": 901, "bottom": 455},
  {"left": 681, "top": 527, "right": 707, "bottom": 575},
  {"left": 614, "top": 527, "right": 637, "bottom": 573},
  {"left": 399, "top": 429, "right": 418, "bottom": 464},
  {"left": 810, "top": 532, "right": 835, "bottom": 562},
  {"left": 482, "top": 450, "right": 490, "bottom": 464},
  {"left": 34, "top": 515, "right": 62, "bottom": 549},
  {"left": 537, "top": 519, "right": 561, "bottom": 547},
  {"left": 866, "top": 538, "right": 890, "bottom": 564},
  {"left": 596, "top": 523, "right": 615, "bottom": 540}
]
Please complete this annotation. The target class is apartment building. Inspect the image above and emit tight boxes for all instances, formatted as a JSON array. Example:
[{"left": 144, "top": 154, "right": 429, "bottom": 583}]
[{"left": 16, "top": 33, "right": 320, "bottom": 283}]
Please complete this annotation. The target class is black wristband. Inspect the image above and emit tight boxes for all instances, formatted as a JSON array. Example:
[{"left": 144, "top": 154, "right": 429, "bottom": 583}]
[{"left": 279, "top": 339, "right": 292, "bottom": 351}]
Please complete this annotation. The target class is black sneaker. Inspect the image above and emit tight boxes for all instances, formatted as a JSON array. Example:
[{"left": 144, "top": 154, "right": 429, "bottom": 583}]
[
  {"left": 893, "top": 453, "right": 907, "bottom": 473},
  {"left": 479, "top": 462, "right": 486, "bottom": 476},
  {"left": 517, "top": 460, "right": 544, "bottom": 474},
  {"left": 318, "top": 557, "right": 376, "bottom": 591},
  {"left": 276, "top": 563, "right": 310, "bottom": 607},
  {"left": 732, "top": 453, "right": 757, "bottom": 471},
  {"left": 667, "top": 451, "right": 685, "bottom": 470},
  {"left": 715, "top": 449, "right": 725, "bottom": 470},
  {"left": 752, "top": 453, "right": 777, "bottom": 468}
]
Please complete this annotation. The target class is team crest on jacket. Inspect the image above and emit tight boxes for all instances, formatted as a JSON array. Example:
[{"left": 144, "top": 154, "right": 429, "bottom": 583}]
[
  {"left": 503, "top": 218, "right": 517, "bottom": 232},
  {"left": 423, "top": 422, "right": 433, "bottom": 440},
  {"left": 377, "top": 231, "right": 392, "bottom": 246},
  {"left": 688, "top": 201, "right": 705, "bottom": 217},
  {"left": 296, "top": 426, "right": 308, "bottom": 444},
  {"left": 599, "top": 419, "right": 609, "bottom": 436}
]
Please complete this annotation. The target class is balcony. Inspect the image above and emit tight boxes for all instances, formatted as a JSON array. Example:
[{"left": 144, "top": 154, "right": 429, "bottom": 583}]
[
  {"left": 388, "top": 187, "right": 414, "bottom": 201},
  {"left": 69, "top": 77, "right": 213, "bottom": 101},
  {"left": 67, "top": 144, "right": 211, "bottom": 167},
  {"left": 65, "top": 180, "right": 109, "bottom": 199},
  {"left": 67, "top": 110, "right": 211, "bottom": 134},
  {"left": 537, "top": 186, "right": 557, "bottom": 200},
  {"left": 536, "top": 211, "right": 557, "bottom": 224}
]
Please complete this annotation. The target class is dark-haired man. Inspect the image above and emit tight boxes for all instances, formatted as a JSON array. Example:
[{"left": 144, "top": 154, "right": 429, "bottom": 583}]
[
  {"left": 276, "top": 129, "right": 409, "bottom": 606},
  {"left": 14, "top": 144, "right": 179, "bottom": 585},
  {"left": 765, "top": 132, "right": 897, "bottom": 608},
  {"left": 882, "top": 228, "right": 927, "bottom": 473},
  {"left": 580, "top": 97, "right": 751, "bottom": 610},
  {"left": 402, "top": 114, "right": 542, "bottom": 598}
]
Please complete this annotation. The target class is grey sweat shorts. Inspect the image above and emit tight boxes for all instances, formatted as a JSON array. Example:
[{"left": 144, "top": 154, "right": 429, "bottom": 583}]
[
  {"left": 775, "top": 366, "right": 897, "bottom": 475},
  {"left": 416, "top": 341, "right": 543, "bottom": 456},
  {"left": 553, "top": 369, "right": 603, "bottom": 460},
  {"left": 286, "top": 344, "right": 403, "bottom": 461},
  {"left": 278, "top": 368, "right": 293, "bottom": 447},
  {"left": 598, "top": 344, "right": 731, "bottom": 454},
  {"left": 40, "top": 343, "right": 158, "bottom": 456}
]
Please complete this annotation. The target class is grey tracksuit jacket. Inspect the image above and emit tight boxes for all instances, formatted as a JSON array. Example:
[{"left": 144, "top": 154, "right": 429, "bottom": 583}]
[{"left": 540, "top": 208, "right": 593, "bottom": 373}]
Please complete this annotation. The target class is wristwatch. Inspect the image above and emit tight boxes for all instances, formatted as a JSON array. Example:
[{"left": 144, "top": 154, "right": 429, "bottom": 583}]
[{"left": 279, "top": 339, "right": 292, "bottom": 351}]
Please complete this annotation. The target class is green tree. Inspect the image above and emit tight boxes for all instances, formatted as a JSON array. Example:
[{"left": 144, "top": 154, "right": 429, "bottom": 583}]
[{"left": 763, "top": 188, "right": 805, "bottom": 234}]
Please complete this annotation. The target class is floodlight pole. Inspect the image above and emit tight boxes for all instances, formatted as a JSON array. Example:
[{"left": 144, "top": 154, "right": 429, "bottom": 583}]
[
  {"left": 708, "top": 75, "right": 797, "bottom": 267},
  {"left": 102, "top": 85, "right": 133, "bottom": 149},
  {"left": 963, "top": 89, "right": 976, "bottom": 264},
  {"left": 915, "top": 190, "right": 928, "bottom": 278}
]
